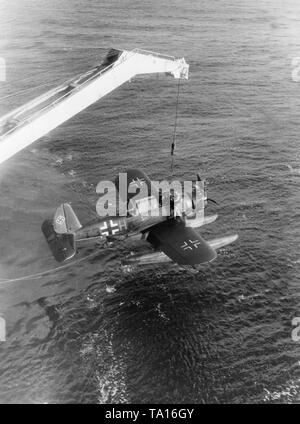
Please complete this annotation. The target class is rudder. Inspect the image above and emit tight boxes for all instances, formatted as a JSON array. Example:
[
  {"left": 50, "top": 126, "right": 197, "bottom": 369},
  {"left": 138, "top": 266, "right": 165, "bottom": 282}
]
[{"left": 54, "top": 203, "right": 82, "bottom": 234}]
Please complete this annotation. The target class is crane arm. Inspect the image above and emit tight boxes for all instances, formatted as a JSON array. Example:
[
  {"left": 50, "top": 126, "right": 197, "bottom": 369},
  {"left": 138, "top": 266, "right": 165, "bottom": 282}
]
[{"left": 0, "top": 48, "right": 189, "bottom": 165}]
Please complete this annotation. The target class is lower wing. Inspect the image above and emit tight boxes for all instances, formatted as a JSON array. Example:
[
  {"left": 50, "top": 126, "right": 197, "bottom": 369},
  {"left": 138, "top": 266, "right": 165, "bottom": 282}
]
[{"left": 146, "top": 218, "right": 217, "bottom": 265}]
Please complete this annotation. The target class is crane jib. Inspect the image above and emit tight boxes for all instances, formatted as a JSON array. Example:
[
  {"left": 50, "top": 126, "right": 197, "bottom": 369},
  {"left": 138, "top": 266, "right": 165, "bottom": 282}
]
[{"left": 0, "top": 48, "right": 189, "bottom": 165}]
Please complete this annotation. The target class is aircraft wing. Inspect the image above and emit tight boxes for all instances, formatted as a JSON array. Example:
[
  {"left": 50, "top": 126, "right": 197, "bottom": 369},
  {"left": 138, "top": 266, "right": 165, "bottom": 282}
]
[
  {"left": 115, "top": 168, "right": 164, "bottom": 224},
  {"left": 146, "top": 218, "right": 217, "bottom": 265},
  {"left": 115, "top": 168, "right": 157, "bottom": 203}
]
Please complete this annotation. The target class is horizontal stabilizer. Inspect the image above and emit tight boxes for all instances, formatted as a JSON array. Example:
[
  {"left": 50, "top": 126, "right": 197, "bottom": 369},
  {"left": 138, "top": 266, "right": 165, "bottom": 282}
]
[
  {"left": 42, "top": 219, "right": 76, "bottom": 262},
  {"left": 208, "top": 234, "right": 238, "bottom": 250},
  {"left": 54, "top": 203, "right": 82, "bottom": 234}
]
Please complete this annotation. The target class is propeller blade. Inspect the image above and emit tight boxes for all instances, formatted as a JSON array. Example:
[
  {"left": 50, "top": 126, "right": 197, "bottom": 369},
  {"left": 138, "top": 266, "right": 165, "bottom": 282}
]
[{"left": 207, "top": 198, "right": 218, "bottom": 205}]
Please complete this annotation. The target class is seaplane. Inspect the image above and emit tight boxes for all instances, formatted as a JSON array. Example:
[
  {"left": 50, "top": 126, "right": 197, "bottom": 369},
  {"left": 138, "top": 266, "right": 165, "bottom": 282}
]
[{"left": 42, "top": 168, "right": 238, "bottom": 272}]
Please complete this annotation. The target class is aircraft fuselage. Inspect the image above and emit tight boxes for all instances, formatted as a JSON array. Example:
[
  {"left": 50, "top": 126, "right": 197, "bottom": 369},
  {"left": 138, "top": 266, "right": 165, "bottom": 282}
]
[{"left": 75, "top": 213, "right": 166, "bottom": 243}]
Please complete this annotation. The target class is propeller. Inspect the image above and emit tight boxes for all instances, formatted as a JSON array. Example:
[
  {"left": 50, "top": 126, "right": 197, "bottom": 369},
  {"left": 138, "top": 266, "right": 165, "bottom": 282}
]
[
  {"left": 196, "top": 173, "right": 218, "bottom": 206},
  {"left": 207, "top": 198, "right": 218, "bottom": 205}
]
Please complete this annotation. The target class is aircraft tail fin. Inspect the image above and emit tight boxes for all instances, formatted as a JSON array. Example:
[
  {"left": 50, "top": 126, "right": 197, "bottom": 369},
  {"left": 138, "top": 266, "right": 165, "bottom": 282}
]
[
  {"left": 53, "top": 203, "right": 82, "bottom": 234},
  {"left": 41, "top": 219, "right": 76, "bottom": 262}
]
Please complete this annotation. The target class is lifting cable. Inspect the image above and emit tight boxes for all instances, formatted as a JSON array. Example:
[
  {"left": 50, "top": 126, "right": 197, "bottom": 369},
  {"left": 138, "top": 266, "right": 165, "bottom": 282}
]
[{"left": 170, "top": 78, "right": 181, "bottom": 175}]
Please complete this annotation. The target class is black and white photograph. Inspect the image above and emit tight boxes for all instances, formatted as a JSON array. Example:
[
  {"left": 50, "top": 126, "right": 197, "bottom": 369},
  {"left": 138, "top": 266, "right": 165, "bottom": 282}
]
[{"left": 0, "top": 0, "right": 299, "bottom": 406}]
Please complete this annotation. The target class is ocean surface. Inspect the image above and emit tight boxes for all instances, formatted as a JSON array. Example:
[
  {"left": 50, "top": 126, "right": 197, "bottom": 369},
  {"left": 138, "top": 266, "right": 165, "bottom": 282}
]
[{"left": 0, "top": 0, "right": 299, "bottom": 403}]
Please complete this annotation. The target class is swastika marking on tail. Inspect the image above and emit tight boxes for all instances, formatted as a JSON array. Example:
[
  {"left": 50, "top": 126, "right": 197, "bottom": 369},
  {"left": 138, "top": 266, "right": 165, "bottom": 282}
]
[{"left": 55, "top": 215, "right": 65, "bottom": 225}]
